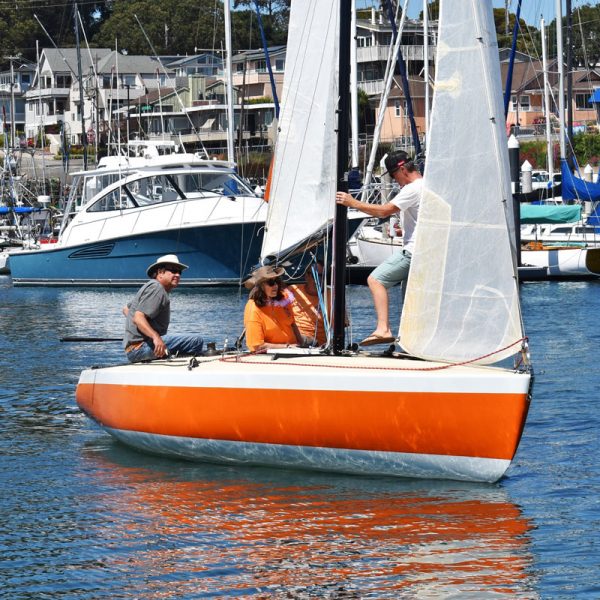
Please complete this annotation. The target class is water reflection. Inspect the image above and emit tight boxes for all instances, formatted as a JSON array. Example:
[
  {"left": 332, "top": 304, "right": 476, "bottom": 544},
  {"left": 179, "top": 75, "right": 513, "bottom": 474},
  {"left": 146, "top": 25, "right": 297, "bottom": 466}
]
[{"left": 78, "top": 443, "right": 538, "bottom": 598}]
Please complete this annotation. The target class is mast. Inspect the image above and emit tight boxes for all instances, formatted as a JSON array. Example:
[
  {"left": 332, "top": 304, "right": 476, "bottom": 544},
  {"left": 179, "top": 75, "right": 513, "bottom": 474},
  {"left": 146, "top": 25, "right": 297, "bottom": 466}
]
[
  {"left": 541, "top": 17, "right": 554, "bottom": 182},
  {"left": 503, "top": 0, "right": 523, "bottom": 119},
  {"left": 566, "top": 0, "right": 573, "bottom": 150},
  {"left": 74, "top": 3, "right": 88, "bottom": 170},
  {"left": 350, "top": 2, "right": 359, "bottom": 169},
  {"left": 224, "top": 0, "right": 235, "bottom": 164},
  {"left": 556, "top": 0, "right": 566, "bottom": 161},
  {"left": 384, "top": 0, "right": 421, "bottom": 157},
  {"left": 332, "top": 0, "right": 352, "bottom": 354},
  {"left": 253, "top": 1, "right": 280, "bottom": 119},
  {"left": 423, "top": 0, "right": 430, "bottom": 140}
]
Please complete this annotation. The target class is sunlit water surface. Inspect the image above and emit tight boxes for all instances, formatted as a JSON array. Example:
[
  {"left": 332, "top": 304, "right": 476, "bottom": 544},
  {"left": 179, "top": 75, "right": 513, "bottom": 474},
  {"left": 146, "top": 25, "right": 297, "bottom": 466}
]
[{"left": 1, "top": 277, "right": 599, "bottom": 598}]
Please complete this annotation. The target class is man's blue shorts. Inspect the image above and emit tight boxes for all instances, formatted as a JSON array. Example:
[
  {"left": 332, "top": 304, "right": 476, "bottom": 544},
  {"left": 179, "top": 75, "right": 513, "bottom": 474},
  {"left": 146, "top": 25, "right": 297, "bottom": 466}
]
[{"left": 369, "top": 249, "right": 412, "bottom": 289}]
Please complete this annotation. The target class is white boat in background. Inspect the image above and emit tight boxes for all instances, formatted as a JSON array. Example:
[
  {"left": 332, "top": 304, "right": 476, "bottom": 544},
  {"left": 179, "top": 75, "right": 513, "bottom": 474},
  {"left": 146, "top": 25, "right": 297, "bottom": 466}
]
[
  {"left": 9, "top": 160, "right": 267, "bottom": 286},
  {"left": 76, "top": 0, "right": 532, "bottom": 483}
]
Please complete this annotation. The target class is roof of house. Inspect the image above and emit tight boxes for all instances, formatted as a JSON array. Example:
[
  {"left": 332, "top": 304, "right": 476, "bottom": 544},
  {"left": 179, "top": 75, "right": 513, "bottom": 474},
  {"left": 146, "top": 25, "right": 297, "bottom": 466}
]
[
  {"left": 132, "top": 88, "right": 178, "bottom": 105},
  {"left": 231, "top": 46, "right": 286, "bottom": 64},
  {"left": 42, "top": 48, "right": 111, "bottom": 73},
  {"left": 95, "top": 52, "right": 175, "bottom": 75},
  {"left": 165, "top": 53, "right": 222, "bottom": 67}
]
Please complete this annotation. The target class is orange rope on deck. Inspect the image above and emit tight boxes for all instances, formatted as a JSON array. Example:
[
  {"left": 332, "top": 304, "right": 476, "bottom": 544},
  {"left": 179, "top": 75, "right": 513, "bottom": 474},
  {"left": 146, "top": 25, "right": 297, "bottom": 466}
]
[{"left": 218, "top": 338, "right": 529, "bottom": 372}]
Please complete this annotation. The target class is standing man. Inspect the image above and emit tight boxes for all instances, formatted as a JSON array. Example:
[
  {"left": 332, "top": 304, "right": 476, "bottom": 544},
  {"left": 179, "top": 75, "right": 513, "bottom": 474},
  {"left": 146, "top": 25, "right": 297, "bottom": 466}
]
[
  {"left": 123, "top": 254, "right": 204, "bottom": 362},
  {"left": 336, "top": 151, "right": 423, "bottom": 346}
]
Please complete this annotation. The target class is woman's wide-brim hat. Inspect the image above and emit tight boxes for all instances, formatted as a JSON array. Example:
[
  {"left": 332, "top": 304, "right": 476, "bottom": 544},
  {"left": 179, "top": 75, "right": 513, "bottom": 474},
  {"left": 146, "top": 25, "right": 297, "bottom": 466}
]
[
  {"left": 146, "top": 254, "right": 189, "bottom": 278},
  {"left": 243, "top": 265, "right": 285, "bottom": 290}
]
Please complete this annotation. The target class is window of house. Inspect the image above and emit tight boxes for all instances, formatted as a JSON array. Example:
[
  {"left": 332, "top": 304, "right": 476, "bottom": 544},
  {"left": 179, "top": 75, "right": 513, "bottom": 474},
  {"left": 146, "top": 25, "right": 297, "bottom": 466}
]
[
  {"left": 575, "top": 93, "right": 591, "bottom": 109},
  {"left": 519, "top": 95, "right": 530, "bottom": 111},
  {"left": 21, "top": 74, "right": 31, "bottom": 84},
  {"left": 275, "top": 58, "right": 285, "bottom": 71},
  {"left": 510, "top": 95, "right": 517, "bottom": 112},
  {"left": 236, "top": 63, "right": 244, "bottom": 72},
  {"left": 255, "top": 60, "right": 267, "bottom": 73},
  {"left": 102, "top": 76, "right": 118, "bottom": 89},
  {"left": 122, "top": 74, "right": 136, "bottom": 87},
  {"left": 357, "top": 36, "right": 372, "bottom": 48},
  {"left": 56, "top": 75, "right": 71, "bottom": 88},
  {"left": 394, "top": 100, "right": 401, "bottom": 117}
]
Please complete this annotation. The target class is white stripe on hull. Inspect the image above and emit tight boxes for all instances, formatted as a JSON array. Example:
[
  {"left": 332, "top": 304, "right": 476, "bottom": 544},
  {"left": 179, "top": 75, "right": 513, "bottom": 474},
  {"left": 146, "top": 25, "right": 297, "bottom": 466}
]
[
  {"left": 104, "top": 427, "right": 512, "bottom": 483},
  {"left": 79, "top": 355, "right": 530, "bottom": 395}
]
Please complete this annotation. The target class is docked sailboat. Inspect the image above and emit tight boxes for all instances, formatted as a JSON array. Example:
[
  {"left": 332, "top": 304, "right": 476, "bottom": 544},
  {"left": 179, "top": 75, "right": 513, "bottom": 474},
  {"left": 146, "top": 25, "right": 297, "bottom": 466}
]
[{"left": 76, "top": 0, "right": 532, "bottom": 483}]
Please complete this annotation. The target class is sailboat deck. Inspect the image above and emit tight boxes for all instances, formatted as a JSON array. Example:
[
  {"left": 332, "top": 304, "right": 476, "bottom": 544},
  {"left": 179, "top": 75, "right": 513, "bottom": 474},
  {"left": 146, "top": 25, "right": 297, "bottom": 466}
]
[{"left": 80, "top": 351, "right": 529, "bottom": 395}]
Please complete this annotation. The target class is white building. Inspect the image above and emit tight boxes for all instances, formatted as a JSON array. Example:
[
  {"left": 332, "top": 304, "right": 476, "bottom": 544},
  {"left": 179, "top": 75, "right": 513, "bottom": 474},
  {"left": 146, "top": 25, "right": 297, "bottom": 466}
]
[{"left": 24, "top": 49, "right": 176, "bottom": 150}]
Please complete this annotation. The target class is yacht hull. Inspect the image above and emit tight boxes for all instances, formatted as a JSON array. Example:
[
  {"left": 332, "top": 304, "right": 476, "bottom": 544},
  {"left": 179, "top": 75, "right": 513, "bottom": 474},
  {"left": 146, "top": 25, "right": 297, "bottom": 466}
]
[
  {"left": 9, "top": 222, "right": 264, "bottom": 286},
  {"left": 77, "top": 354, "right": 532, "bottom": 483}
]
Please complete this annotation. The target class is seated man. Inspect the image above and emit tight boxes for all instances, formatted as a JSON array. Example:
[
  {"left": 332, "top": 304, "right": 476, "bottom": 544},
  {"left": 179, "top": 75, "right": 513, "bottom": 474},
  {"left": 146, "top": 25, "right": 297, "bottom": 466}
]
[{"left": 123, "top": 254, "right": 204, "bottom": 362}]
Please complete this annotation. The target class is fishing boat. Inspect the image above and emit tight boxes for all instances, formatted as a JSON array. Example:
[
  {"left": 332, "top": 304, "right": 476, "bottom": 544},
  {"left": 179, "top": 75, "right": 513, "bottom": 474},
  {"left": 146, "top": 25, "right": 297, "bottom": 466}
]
[
  {"left": 76, "top": 0, "right": 533, "bottom": 483},
  {"left": 9, "top": 159, "right": 267, "bottom": 286}
]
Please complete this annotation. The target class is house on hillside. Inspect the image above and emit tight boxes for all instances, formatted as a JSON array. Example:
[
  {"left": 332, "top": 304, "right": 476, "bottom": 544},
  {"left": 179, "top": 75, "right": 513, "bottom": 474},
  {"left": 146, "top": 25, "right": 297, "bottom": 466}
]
[
  {"left": 163, "top": 53, "right": 223, "bottom": 77},
  {"left": 24, "top": 48, "right": 111, "bottom": 148},
  {"left": 0, "top": 60, "right": 36, "bottom": 144},
  {"left": 231, "top": 46, "right": 286, "bottom": 102},
  {"left": 501, "top": 58, "right": 600, "bottom": 132},
  {"left": 24, "top": 49, "right": 177, "bottom": 150}
]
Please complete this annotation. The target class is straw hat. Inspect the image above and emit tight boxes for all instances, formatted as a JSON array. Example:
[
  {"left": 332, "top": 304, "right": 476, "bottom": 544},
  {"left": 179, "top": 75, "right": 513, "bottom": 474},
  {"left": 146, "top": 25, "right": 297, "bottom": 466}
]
[
  {"left": 146, "top": 254, "right": 189, "bottom": 278},
  {"left": 243, "top": 265, "right": 285, "bottom": 290}
]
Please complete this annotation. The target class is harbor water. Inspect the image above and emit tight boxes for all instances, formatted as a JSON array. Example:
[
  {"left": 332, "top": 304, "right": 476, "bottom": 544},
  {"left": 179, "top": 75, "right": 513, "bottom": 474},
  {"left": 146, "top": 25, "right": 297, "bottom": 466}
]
[{"left": 1, "top": 276, "right": 599, "bottom": 598}]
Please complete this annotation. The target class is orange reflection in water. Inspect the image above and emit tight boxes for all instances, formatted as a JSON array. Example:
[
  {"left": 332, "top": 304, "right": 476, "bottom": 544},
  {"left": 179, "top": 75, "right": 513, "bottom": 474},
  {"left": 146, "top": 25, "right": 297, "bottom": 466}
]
[{"left": 81, "top": 445, "right": 537, "bottom": 598}]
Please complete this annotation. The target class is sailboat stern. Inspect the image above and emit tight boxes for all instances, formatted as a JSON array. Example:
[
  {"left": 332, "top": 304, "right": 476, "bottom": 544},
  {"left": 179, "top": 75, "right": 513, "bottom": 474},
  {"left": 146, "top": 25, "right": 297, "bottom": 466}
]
[{"left": 76, "top": 356, "right": 531, "bottom": 483}]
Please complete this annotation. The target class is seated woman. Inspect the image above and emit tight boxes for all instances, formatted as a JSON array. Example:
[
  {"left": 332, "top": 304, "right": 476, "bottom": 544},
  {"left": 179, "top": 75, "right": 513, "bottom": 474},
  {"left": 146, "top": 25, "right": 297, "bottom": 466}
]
[{"left": 243, "top": 265, "right": 302, "bottom": 352}]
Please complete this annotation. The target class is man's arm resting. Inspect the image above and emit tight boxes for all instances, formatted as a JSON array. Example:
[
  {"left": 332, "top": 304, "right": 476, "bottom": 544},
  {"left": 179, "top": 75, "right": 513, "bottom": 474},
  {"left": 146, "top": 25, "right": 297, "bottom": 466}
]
[{"left": 132, "top": 310, "right": 166, "bottom": 357}]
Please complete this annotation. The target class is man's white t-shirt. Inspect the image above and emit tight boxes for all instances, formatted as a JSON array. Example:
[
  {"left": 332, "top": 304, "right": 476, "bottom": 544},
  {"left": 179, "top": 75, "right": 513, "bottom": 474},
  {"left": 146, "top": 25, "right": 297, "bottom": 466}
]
[{"left": 390, "top": 177, "right": 423, "bottom": 254}]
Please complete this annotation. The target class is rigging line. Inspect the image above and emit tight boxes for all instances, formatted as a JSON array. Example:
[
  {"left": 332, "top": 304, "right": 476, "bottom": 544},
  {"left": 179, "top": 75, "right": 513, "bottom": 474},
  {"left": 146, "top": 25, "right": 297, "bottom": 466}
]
[{"left": 133, "top": 13, "right": 202, "bottom": 145}]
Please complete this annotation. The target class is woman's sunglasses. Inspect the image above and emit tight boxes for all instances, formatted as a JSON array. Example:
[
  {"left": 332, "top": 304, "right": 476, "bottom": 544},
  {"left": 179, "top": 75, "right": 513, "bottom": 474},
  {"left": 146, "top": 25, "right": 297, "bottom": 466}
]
[{"left": 264, "top": 279, "right": 279, "bottom": 286}]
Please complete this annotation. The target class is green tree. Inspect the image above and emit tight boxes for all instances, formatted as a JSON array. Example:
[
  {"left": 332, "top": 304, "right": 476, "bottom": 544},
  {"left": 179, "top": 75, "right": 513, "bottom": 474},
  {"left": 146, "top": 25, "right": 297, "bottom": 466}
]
[
  {"left": 570, "top": 4, "right": 600, "bottom": 68},
  {"left": 93, "top": 0, "right": 288, "bottom": 56},
  {"left": 94, "top": 0, "right": 224, "bottom": 55},
  {"left": 0, "top": 3, "right": 110, "bottom": 68}
]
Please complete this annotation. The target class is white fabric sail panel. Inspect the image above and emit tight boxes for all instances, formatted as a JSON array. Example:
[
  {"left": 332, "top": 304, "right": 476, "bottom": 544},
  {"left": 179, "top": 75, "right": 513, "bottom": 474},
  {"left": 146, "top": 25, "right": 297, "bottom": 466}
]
[
  {"left": 400, "top": 0, "right": 523, "bottom": 365},
  {"left": 260, "top": 0, "right": 339, "bottom": 260}
]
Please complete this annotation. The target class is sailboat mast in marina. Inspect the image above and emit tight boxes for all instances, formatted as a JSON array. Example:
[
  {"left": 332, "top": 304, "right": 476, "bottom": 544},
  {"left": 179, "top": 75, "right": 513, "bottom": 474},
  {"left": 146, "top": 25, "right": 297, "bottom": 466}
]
[{"left": 76, "top": 0, "right": 533, "bottom": 483}]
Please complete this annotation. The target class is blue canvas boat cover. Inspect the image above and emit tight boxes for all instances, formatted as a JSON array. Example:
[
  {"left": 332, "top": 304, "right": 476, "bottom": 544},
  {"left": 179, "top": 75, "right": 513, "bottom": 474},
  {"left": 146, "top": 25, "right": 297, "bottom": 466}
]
[
  {"left": 561, "top": 159, "right": 600, "bottom": 202},
  {"left": 0, "top": 206, "right": 42, "bottom": 215},
  {"left": 588, "top": 88, "right": 600, "bottom": 103},
  {"left": 520, "top": 203, "right": 582, "bottom": 224}
]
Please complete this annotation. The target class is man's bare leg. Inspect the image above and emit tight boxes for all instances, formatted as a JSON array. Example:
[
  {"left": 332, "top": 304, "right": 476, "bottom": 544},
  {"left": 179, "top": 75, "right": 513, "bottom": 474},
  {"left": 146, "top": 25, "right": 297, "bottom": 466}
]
[{"left": 366, "top": 275, "right": 393, "bottom": 339}]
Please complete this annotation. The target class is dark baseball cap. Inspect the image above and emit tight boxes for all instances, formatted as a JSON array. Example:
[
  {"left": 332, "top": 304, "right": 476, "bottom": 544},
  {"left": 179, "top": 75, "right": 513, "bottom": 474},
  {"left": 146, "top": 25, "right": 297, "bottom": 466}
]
[{"left": 382, "top": 151, "right": 412, "bottom": 176}]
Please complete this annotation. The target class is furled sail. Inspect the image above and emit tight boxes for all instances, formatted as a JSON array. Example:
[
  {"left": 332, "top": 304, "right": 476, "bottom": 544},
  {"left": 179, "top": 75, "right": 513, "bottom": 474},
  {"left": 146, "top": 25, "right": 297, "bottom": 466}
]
[
  {"left": 260, "top": 0, "right": 339, "bottom": 262},
  {"left": 400, "top": 0, "right": 523, "bottom": 365}
]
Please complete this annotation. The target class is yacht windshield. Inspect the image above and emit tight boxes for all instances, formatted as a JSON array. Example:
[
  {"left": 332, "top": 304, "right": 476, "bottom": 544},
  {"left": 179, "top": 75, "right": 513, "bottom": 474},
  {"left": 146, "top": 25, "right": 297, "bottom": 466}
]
[{"left": 86, "top": 170, "right": 254, "bottom": 212}]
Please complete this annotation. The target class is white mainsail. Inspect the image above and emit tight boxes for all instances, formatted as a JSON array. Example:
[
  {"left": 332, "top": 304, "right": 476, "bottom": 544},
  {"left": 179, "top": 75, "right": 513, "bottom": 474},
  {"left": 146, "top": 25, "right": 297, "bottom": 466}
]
[
  {"left": 400, "top": 0, "right": 523, "bottom": 365},
  {"left": 260, "top": 0, "right": 339, "bottom": 261}
]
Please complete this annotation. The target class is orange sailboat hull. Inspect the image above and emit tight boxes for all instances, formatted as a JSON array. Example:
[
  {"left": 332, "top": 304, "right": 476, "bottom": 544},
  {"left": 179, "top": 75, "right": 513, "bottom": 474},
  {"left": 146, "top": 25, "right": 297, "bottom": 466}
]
[{"left": 76, "top": 353, "right": 532, "bottom": 483}]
